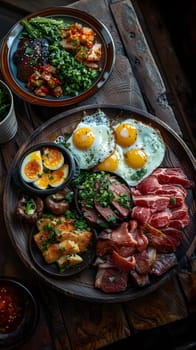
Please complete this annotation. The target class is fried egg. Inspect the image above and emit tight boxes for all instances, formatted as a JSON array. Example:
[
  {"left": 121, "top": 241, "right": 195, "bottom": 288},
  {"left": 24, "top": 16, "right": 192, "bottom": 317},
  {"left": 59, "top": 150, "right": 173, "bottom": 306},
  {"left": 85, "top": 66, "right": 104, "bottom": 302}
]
[
  {"left": 42, "top": 147, "right": 64, "bottom": 170},
  {"left": 21, "top": 150, "right": 43, "bottom": 183},
  {"left": 66, "top": 111, "right": 115, "bottom": 169},
  {"left": 97, "top": 119, "right": 165, "bottom": 186}
]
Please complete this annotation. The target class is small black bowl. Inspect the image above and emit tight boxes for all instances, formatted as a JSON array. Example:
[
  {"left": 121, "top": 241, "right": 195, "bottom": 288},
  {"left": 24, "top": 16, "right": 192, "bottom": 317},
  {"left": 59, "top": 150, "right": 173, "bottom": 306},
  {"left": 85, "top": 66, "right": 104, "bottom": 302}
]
[
  {"left": 0, "top": 277, "right": 39, "bottom": 350},
  {"left": 13, "top": 142, "right": 80, "bottom": 196}
]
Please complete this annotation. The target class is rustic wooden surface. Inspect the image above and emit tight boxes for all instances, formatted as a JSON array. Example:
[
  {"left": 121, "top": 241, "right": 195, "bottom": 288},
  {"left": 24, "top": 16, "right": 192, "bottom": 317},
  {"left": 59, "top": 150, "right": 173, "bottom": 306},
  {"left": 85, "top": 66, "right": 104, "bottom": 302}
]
[
  {"left": 132, "top": 0, "right": 196, "bottom": 155},
  {"left": 0, "top": 0, "right": 196, "bottom": 349}
]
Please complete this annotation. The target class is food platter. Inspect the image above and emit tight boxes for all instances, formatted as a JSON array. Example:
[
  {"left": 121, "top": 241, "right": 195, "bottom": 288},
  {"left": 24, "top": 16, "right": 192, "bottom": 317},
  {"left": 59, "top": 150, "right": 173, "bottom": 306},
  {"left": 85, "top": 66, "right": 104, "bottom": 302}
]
[
  {"left": 3, "top": 104, "right": 196, "bottom": 303},
  {"left": 0, "top": 7, "right": 115, "bottom": 107}
]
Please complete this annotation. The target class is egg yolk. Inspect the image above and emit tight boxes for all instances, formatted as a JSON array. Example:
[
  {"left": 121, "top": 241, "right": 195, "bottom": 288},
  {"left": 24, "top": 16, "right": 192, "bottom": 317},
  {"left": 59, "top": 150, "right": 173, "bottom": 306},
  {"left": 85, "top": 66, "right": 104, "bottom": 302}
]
[
  {"left": 115, "top": 123, "right": 137, "bottom": 147},
  {"left": 24, "top": 160, "right": 42, "bottom": 180},
  {"left": 49, "top": 164, "right": 69, "bottom": 187},
  {"left": 73, "top": 127, "right": 95, "bottom": 150},
  {"left": 34, "top": 173, "right": 50, "bottom": 189},
  {"left": 42, "top": 147, "right": 63, "bottom": 170},
  {"left": 96, "top": 151, "right": 119, "bottom": 171},
  {"left": 125, "top": 149, "right": 147, "bottom": 169}
]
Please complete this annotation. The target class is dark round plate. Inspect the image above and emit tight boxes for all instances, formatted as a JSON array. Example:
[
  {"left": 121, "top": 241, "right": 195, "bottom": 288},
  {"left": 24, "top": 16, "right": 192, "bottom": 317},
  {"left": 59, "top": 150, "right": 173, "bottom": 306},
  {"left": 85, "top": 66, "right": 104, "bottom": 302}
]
[
  {"left": 0, "top": 7, "right": 115, "bottom": 107},
  {"left": 3, "top": 104, "right": 196, "bottom": 303},
  {"left": 28, "top": 226, "right": 97, "bottom": 278}
]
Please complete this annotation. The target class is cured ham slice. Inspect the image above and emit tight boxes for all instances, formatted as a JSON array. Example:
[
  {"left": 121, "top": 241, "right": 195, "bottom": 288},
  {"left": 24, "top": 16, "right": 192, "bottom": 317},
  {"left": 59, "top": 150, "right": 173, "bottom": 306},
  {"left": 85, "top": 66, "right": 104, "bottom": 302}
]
[
  {"left": 149, "top": 209, "right": 171, "bottom": 228},
  {"left": 136, "top": 175, "right": 160, "bottom": 194},
  {"left": 131, "top": 168, "right": 191, "bottom": 230},
  {"left": 133, "top": 194, "right": 170, "bottom": 211},
  {"left": 142, "top": 224, "right": 182, "bottom": 253},
  {"left": 111, "top": 250, "right": 136, "bottom": 272},
  {"left": 132, "top": 207, "right": 153, "bottom": 224},
  {"left": 111, "top": 222, "right": 138, "bottom": 246},
  {"left": 152, "top": 168, "right": 194, "bottom": 188},
  {"left": 131, "top": 229, "right": 149, "bottom": 252}
]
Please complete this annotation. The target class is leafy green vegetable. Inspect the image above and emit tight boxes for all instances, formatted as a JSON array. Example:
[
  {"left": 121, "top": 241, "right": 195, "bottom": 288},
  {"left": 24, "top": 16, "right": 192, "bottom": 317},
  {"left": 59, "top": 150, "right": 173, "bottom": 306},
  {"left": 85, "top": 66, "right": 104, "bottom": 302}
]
[
  {"left": 49, "top": 46, "right": 99, "bottom": 96},
  {"left": 21, "top": 17, "right": 66, "bottom": 41},
  {"left": 170, "top": 196, "right": 177, "bottom": 205},
  {"left": 24, "top": 199, "right": 36, "bottom": 215}
]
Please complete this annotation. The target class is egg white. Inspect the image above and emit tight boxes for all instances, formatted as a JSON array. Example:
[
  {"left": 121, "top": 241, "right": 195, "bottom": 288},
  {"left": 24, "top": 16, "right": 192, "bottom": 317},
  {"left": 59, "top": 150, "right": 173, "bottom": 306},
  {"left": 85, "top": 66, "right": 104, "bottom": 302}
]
[
  {"left": 66, "top": 111, "right": 115, "bottom": 169},
  {"left": 21, "top": 150, "right": 43, "bottom": 183}
]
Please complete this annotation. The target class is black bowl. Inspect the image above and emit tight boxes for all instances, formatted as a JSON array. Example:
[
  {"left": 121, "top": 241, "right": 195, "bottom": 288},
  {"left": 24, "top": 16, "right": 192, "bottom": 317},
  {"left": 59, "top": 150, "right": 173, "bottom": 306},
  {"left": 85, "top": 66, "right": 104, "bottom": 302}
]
[
  {"left": 13, "top": 142, "right": 80, "bottom": 196},
  {"left": 0, "top": 277, "right": 39, "bottom": 349},
  {"left": 73, "top": 170, "right": 133, "bottom": 230},
  {"left": 29, "top": 224, "right": 97, "bottom": 278}
]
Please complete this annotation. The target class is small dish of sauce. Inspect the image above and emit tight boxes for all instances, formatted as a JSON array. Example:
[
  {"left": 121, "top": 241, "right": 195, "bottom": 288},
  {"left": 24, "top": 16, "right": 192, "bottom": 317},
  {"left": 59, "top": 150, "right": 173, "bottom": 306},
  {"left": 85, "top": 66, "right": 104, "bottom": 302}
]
[
  {"left": 0, "top": 278, "right": 39, "bottom": 349},
  {"left": 0, "top": 284, "right": 24, "bottom": 334}
]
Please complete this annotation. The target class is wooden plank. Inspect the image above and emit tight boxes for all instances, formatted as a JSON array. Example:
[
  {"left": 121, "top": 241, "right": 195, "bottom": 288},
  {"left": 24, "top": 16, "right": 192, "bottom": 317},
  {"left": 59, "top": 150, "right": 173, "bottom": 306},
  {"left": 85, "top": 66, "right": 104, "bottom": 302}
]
[
  {"left": 59, "top": 297, "right": 130, "bottom": 349},
  {"left": 132, "top": 0, "right": 196, "bottom": 155},
  {"left": 124, "top": 275, "right": 188, "bottom": 331},
  {"left": 177, "top": 271, "right": 196, "bottom": 313},
  {"left": 0, "top": 1, "right": 194, "bottom": 349},
  {"left": 110, "top": 0, "right": 182, "bottom": 136}
]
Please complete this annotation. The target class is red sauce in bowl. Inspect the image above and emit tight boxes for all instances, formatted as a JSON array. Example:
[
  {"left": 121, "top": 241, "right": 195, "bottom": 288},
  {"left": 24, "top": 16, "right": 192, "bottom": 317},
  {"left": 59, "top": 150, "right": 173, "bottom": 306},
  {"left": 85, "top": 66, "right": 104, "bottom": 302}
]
[{"left": 0, "top": 284, "right": 24, "bottom": 333}]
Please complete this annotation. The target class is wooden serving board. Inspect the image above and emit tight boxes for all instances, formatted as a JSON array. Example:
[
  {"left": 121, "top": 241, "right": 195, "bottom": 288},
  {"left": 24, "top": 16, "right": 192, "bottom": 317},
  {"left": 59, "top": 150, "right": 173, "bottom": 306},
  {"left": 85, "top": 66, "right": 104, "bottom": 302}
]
[{"left": 3, "top": 104, "right": 196, "bottom": 303}]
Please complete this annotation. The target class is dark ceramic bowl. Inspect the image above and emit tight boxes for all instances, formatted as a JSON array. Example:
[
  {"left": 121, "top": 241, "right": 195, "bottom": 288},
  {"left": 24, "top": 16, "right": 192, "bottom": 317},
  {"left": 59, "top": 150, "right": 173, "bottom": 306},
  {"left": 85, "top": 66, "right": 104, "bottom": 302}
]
[
  {"left": 73, "top": 170, "right": 133, "bottom": 230},
  {"left": 0, "top": 7, "right": 115, "bottom": 107},
  {"left": 0, "top": 277, "right": 39, "bottom": 350},
  {"left": 13, "top": 141, "right": 80, "bottom": 196},
  {"left": 29, "top": 222, "right": 97, "bottom": 278}
]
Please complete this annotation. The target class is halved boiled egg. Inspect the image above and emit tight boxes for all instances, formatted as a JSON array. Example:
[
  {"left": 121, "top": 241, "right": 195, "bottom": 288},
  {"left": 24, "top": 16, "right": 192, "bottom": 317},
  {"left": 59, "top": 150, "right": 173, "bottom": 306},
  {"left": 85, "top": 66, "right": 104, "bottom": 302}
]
[
  {"left": 33, "top": 173, "right": 50, "bottom": 190},
  {"left": 42, "top": 147, "right": 64, "bottom": 170},
  {"left": 49, "top": 164, "right": 69, "bottom": 188},
  {"left": 20, "top": 150, "right": 43, "bottom": 183}
]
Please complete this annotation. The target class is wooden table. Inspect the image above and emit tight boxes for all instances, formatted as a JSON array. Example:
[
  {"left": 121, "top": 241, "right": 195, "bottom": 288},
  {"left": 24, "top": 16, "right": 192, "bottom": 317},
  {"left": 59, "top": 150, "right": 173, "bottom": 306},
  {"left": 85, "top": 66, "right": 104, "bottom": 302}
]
[{"left": 0, "top": 0, "right": 196, "bottom": 349}]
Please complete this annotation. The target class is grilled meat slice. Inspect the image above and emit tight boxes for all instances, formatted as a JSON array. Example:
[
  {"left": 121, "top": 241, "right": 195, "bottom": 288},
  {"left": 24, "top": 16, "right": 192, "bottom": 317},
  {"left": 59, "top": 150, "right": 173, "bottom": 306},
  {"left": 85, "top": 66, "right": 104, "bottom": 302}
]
[{"left": 13, "top": 38, "right": 49, "bottom": 82}]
